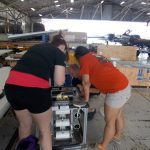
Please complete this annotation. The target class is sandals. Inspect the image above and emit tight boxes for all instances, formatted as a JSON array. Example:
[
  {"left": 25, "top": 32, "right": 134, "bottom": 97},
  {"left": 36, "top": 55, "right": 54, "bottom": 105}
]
[
  {"left": 95, "top": 144, "right": 105, "bottom": 150},
  {"left": 112, "top": 136, "right": 121, "bottom": 144}
]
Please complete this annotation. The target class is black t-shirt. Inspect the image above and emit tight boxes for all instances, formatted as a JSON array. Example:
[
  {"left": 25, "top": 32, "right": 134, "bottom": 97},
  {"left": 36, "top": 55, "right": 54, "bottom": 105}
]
[{"left": 12, "top": 43, "right": 66, "bottom": 81}]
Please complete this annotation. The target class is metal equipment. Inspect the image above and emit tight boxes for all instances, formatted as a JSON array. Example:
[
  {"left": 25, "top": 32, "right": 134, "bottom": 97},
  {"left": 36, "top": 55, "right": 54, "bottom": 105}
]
[
  {"left": 51, "top": 87, "right": 88, "bottom": 150},
  {"left": 35, "top": 87, "right": 88, "bottom": 150}
]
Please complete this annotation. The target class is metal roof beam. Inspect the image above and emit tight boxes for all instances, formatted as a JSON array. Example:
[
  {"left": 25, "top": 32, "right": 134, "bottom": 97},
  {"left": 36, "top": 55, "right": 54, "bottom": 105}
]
[{"left": 80, "top": 5, "right": 84, "bottom": 19}]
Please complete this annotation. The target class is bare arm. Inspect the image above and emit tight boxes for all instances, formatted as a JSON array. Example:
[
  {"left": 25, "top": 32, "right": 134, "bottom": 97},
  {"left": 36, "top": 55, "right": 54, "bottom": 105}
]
[
  {"left": 76, "top": 84, "right": 85, "bottom": 97},
  {"left": 54, "top": 65, "right": 65, "bottom": 86},
  {"left": 82, "top": 74, "right": 91, "bottom": 102}
]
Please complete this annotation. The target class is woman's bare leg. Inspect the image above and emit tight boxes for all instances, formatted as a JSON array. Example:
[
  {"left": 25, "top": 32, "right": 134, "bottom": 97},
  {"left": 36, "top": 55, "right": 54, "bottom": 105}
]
[
  {"left": 100, "top": 104, "right": 121, "bottom": 149},
  {"left": 114, "top": 109, "right": 124, "bottom": 139},
  {"left": 32, "top": 108, "right": 52, "bottom": 150},
  {"left": 14, "top": 109, "right": 32, "bottom": 140}
]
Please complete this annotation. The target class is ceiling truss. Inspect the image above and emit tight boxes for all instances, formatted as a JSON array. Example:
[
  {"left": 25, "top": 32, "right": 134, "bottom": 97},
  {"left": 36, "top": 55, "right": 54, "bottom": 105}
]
[{"left": 0, "top": 0, "right": 150, "bottom": 22}]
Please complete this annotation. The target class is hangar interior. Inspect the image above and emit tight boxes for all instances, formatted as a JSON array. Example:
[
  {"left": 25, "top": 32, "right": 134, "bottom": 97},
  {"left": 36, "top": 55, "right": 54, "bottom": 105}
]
[{"left": 0, "top": 0, "right": 150, "bottom": 150}]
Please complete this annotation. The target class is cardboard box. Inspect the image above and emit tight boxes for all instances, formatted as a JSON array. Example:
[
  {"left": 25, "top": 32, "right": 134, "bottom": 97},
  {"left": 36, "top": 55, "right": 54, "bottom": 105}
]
[
  {"left": 50, "top": 31, "right": 87, "bottom": 43},
  {"left": 117, "top": 66, "right": 150, "bottom": 86},
  {"left": 97, "top": 45, "right": 137, "bottom": 61}
]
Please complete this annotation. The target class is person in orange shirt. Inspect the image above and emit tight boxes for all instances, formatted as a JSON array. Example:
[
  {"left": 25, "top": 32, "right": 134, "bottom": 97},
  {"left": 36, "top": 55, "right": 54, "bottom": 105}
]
[
  {"left": 74, "top": 46, "right": 131, "bottom": 150},
  {"left": 69, "top": 64, "right": 100, "bottom": 97},
  {"left": 68, "top": 64, "right": 99, "bottom": 120}
]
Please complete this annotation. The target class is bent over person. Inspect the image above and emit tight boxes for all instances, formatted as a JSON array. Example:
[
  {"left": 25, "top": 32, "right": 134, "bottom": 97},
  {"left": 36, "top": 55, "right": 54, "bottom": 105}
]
[
  {"left": 4, "top": 34, "right": 68, "bottom": 150},
  {"left": 69, "top": 64, "right": 100, "bottom": 97},
  {"left": 74, "top": 46, "right": 131, "bottom": 150}
]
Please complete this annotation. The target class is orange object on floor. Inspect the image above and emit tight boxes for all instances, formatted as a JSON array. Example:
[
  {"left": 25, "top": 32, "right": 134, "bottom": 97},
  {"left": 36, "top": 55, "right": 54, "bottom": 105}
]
[{"left": 96, "top": 144, "right": 105, "bottom": 150}]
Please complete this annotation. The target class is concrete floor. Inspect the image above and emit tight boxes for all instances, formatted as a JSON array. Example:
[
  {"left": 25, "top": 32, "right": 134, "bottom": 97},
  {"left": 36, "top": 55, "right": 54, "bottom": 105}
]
[
  {"left": 87, "top": 87, "right": 150, "bottom": 150},
  {"left": 0, "top": 87, "right": 150, "bottom": 150}
]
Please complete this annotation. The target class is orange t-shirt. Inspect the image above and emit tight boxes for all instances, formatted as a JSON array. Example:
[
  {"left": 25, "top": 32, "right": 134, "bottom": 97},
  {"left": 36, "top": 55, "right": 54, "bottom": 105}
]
[{"left": 79, "top": 53, "right": 128, "bottom": 93}]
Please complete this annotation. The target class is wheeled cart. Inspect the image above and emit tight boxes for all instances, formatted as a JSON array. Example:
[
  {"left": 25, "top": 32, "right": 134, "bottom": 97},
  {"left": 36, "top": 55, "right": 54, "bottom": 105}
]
[{"left": 36, "top": 87, "right": 88, "bottom": 150}]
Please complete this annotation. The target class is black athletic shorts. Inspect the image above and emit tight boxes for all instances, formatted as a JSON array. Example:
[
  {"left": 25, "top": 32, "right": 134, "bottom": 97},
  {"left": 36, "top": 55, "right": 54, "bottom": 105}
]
[{"left": 4, "top": 84, "right": 52, "bottom": 114}]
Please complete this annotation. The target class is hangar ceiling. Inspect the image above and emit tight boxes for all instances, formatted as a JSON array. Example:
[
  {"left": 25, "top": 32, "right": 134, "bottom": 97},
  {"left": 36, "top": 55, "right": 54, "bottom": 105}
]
[{"left": 0, "top": 0, "right": 150, "bottom": 22}]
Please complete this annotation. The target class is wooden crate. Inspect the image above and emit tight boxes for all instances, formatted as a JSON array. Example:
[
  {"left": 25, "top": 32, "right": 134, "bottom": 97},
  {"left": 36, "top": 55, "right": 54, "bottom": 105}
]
[
  {"left": 117, "top": 66, "right": 150, "bottom": 86},
  {"left": 0, "top": 41, "right": 42, "bottom": 51},
  {"left": 97, "top": 45, "right": 137, "bottom": 61}
]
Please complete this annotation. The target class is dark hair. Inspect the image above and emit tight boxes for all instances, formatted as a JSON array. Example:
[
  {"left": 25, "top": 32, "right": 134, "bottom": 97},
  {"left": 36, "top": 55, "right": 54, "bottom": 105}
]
[
  {"left": 51, "top": 34, "right": 69, "bottom": 61},
  {"left": 51, "top": 34, "right": 67, "bottom": 49},
  {"left": 89, "top": 44, "right": 97, "bottom": 53},
  {"left": 69, "top": 64, "right": 79, "bottom": 71},
  {"left": 75, "top": 46, "right": 90, "bottom": 60}
]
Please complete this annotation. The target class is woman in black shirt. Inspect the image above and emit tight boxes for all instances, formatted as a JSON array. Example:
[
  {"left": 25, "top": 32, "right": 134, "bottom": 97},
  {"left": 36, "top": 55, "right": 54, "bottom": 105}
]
[{"left": 4, "top": 34, "right": 68, "bottom": 150}]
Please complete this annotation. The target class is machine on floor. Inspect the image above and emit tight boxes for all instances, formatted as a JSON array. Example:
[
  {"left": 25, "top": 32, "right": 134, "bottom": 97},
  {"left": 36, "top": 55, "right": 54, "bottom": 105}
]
[{"left": 36, "top": 87, "right": 88, "bottom": 150}]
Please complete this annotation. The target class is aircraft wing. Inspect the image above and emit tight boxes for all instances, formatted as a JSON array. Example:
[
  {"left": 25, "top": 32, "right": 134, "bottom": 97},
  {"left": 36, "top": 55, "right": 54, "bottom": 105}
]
[{"left": 8, "top": 30, "right": 67, "bottom": 40}]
